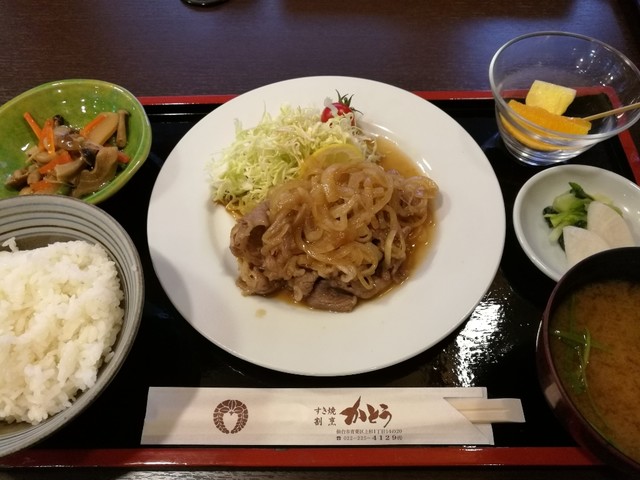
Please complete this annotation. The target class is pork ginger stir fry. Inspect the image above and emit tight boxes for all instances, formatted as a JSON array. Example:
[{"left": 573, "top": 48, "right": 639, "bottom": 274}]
[
  {"left": 230, "top": 160, "right": 439, "bottom": 312},
  {"left": 6, "top": 110, "right": 130, "bottom": 198}
]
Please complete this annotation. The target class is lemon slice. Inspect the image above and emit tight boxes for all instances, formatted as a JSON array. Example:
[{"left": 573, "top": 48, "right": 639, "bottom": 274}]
[
  {"left": 300, "top": 143, "right": 364, "bottom": 175},
  {"left": 525, "top": 80, "right": 577, "bottom": 115},
  {"left": 501, "top": 100, "right": 592, "bottom": 151}
]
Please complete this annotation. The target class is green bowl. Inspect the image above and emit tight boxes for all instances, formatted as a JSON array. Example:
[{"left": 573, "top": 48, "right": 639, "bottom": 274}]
[{"left": 0, "top": 79, "right": 151, "bottom": 204}]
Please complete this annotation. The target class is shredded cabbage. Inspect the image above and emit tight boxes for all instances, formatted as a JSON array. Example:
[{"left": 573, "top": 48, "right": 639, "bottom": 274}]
[{"left": 209, "top": 104, "right": 378, "bottom": 215}]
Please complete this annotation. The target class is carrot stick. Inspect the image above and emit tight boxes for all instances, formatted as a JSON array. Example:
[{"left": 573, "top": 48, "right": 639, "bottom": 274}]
[
  {"left": 23, "top": 112, "right": 42, "bottom": 138},
  {"left": 29, "top": 179, "right": 56, "bottom": 193},
  {"left": 38, "top": 150, "right": 72, "bottom": 174},
  {"left": 116, "top": 151, "right": 130, "bottom": 164},
  {"left": 43, "top": 119, "right": 56, "bottom": 155},
  {"left": 80, "top": 113, "right": 107, "bottom": 137},
  {"left": 38, "top": 118, "right": 55, "bottom": 154}
]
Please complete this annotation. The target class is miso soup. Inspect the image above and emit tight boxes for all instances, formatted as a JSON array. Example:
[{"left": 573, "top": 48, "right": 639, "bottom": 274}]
[{"left": 550, "top": 279, "right": 640, "bottom": 463}]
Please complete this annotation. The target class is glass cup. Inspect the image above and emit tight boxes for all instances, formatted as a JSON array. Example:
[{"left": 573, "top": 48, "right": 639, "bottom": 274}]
[{"left": 489, "top": 31, "right": 640, "bottom": 166}]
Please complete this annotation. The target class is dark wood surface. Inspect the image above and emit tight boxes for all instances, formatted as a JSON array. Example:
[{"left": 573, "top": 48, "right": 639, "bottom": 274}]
[
  {"left": 1, "top": 1, "right": 640, "bottom": 479},
  {"left": 0, "top": 0, "right": 639, "bottom": 100}
]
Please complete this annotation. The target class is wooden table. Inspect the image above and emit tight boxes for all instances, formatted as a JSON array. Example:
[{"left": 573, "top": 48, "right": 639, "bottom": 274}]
[
  {"left": 1, "top": 1, "right": 639, "bottom": 479},
  {"left": 0, "top": 0, "right": 638, "bottom": 101}
]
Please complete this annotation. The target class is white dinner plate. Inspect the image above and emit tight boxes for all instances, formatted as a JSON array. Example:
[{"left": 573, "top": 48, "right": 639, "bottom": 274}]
[
  {"left": 147, "top": 76, "right": 505, "bottom": 376},
  {"left": 513, "top": 164, "right": 640, "bottom": 281}
]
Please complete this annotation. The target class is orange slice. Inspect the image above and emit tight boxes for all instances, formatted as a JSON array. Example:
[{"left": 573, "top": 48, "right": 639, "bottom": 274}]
[
  {"left": 501, "top": 100, "right": 592, "bottom": 151},
  {"left": 508, "top": 100, "right": 591, "bottom": 134}
]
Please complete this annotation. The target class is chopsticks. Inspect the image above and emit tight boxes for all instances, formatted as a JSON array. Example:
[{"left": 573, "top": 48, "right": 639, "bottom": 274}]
[{"left": 446, "top": 398, "right": 525, "bottom": 424}]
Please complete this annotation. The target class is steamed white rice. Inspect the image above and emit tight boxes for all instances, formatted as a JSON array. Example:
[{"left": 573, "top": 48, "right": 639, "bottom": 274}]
[{"left": 0, "top": 239, "right": 124, "bottom": 425}]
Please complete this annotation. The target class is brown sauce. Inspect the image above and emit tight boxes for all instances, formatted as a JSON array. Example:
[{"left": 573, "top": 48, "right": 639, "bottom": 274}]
[
  {"left": 550, "top": 279, "right": 640, "bottom": 463},
  {"left": 376, "top": 137, "right": 437, "bottom": 273}
]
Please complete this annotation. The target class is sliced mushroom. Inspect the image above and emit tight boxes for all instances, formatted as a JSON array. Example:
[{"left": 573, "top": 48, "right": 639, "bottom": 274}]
[
  {"left": 53, "top": 158, "right": 86, "bottom": 183},
  {"left": 79, "top": 143, "right": 100, "bottom": 167},
  {"left": 26, "top": 168, "right": 41, "bottom": 185},
  {"left": 116, "top": 109, "right": 128, "bottom": 148},
  {"left": 24, "top": 145, "right": 40, "bottom": 160},
  {"left": 32, "top": 151, "right": 55, "bottom": 166},
  {"left": 5, "top": 168, "right": 29, "bottom": 189},
  {"left": 55, "top": 129, "right": 84, "bottom": 151},
  {"left": 72, "top": 146, "right": 119, "bottom": 198}
]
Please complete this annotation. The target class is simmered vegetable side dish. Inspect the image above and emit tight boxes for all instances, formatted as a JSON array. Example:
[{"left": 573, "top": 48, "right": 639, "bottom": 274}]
[{"left": 5, "top": 110, "right": 130, "bottom": 198}]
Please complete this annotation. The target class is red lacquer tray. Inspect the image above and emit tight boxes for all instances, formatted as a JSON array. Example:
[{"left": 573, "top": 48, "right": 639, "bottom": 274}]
[{"left": 3, "top": 91, "right": 639, "bottom": 470}]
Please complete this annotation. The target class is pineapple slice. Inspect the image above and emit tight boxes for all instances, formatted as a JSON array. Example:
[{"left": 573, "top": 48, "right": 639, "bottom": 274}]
[{"left": 525, "top": 80, "right": 577, "bottom": 115}]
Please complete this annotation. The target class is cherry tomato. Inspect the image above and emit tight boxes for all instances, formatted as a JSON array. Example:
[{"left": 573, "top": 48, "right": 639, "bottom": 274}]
[{"left": 321, "top": 91, "right": 358, "bottom": 124}]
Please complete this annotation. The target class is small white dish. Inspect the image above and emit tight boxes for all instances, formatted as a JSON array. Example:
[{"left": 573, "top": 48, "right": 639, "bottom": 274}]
[{"left": 513, "top": 164, "right": 640, "bottom": 281}]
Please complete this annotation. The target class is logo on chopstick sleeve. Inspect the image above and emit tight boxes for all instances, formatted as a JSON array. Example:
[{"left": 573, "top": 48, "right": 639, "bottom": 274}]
[{"left": 213, "top": 399, "right": 249, "bottom": 434}]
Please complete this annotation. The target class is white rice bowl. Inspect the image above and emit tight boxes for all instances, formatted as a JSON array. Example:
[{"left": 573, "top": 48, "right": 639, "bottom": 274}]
[
  {"left": 0, "top": 194, "right": 144, "bottom": 457},
  {"left": 0, "top": 240, "right": 124, "bottom": 425}
]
